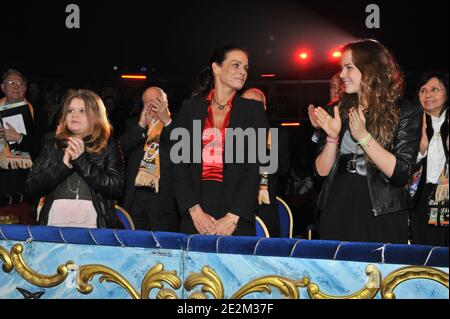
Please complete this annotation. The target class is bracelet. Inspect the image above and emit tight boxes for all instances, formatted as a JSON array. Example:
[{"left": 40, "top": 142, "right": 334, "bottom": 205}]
[
  {"left": 326, "top": 136, "right": 339, "bottom": 144},
  {"left": 358, "top": 133, "right": 372, "bottom": 147},
  {"left": 260, "top": 175, "right": 269, "bottom": 186}
]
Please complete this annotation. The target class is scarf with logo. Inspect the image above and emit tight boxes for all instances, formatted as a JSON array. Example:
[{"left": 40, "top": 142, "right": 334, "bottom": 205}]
[{"left": 134, "top": 120, "right": 164, "bottom": 193}]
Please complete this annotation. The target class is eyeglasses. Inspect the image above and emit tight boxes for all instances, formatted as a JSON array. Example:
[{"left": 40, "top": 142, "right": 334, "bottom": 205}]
[
  {"left": 419, "top": 87, "right": 445, "bottom": 95},
  {"left": 4, "top": 80, "right": 25, "bottom": 88}
]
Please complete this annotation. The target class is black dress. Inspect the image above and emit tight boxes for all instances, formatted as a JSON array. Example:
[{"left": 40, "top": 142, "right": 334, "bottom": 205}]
[{"left": 319, "top": 131, "right": 409, "bottom": 244}]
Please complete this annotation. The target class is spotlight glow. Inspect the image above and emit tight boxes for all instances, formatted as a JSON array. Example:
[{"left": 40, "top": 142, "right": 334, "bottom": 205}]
[
  {"left": 121, "top": 75, "right": 147, "bottom": 80},
  {"left": 332, "top": 51, "right": 342, "bottom": 58},
  {"left": 299, "top": 53, "right": 308, "bottom": 60}
]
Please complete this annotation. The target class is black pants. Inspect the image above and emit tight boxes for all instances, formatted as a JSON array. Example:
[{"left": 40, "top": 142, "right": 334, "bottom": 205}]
[
  {"left": 129, "top": 188, "right": 179, "bottom": 232},
  {"left": 180, "top": 180, "right": 255, "bottom": 236}
]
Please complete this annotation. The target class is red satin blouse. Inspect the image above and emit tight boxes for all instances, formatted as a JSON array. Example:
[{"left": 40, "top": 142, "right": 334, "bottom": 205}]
[{"left": 201, "top": 90, "right": 234, "bottom": 182}]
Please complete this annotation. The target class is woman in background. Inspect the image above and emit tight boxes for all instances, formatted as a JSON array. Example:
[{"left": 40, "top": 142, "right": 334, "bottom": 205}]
[{"left": 411, "top": 72, "right": 449, "bottom": 246}]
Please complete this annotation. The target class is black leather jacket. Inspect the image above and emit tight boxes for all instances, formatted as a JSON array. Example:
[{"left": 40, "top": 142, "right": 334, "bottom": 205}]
[
  {"left": 25, "top": 134, "right": 124, "bottom": 228},
  {"left": 316, "top": 100, "right": 422, "bottom": 216}
]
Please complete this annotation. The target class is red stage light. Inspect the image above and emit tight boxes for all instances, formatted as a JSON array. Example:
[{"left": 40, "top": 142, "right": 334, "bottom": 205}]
[
  {"left": 332, "top": 51, "right": 342, "bottom": 59},
  {"left": 261, "top": 74, "right": 276, "bottom": 78},
  {"left": 299, "top": 53, "right": 308, "bottom": 60}
]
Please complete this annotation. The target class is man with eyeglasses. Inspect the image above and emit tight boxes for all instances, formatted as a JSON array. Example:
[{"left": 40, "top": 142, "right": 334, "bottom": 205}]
[
  {"left": 0, "top": 69, "right": 35, "bottom": 147},
  {"left": 0, "top": 69, "right": 36, "bottom": 224}
]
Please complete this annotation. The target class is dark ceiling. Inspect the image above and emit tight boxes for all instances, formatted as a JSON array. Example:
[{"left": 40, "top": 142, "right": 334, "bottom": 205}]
[{"left": 2, "top": 0, "right": 448, "bottom": 85}]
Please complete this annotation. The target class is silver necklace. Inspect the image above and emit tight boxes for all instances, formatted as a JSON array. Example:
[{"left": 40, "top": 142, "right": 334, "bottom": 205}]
[
  {"left": 67, "top": 175, "right": 82, "bottom": 200},
  {"left": 212, "top": 96, "right": 227, "bottom": 111}
]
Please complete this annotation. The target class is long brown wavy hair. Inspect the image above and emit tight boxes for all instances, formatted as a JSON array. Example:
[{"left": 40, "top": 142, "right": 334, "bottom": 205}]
[
  {"left": 339, "top": 39, "right": 404, "bottom": 147},
  {"left": 56, "top": 89, "right": 111, "bottom": 154}
]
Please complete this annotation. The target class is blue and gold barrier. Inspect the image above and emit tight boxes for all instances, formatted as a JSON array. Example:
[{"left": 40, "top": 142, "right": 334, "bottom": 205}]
[{"left": 0, "top": 225, "right": 448, "bottom": 299}]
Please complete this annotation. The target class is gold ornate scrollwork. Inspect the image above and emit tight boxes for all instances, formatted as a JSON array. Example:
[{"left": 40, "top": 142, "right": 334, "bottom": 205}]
[
  {"left": 306, "top": 264, "right": 381, "bottom": 299},
  {"left": 1, "top": 243, "right": 182, "bottom": 299},
  {"left": 230, "top": 276, "right": 308, "bottom": 299},
  {"left": 141, "top": 263, "right": 181, "bottom": 299},
  {"left": 77, "top": 264, "right": 140, "bottom": 299},
  {"left": 188, "top": 292, "right": 209, "bottom": 299},
  {"left": 2, "top": 242, "right": 448, "bottom": 300},
  {"left": 156, "top": 288, "right": 179, "bottom": 299},
  {"left": 0, "top": 245, "right": 13, "bottom": 273},
  {"left": 184, "top": 266, "right": 224, "bottom": 299},
  {"left": 381, "top": 266, "right": 449, "bottom": 299},
  {"left": 10, "top": 244, "right": 73, "bottom": 287}
]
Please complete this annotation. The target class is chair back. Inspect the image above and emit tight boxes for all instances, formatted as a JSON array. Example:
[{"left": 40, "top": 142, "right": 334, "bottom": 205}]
[
  {"left": 255, "top": 216, "right": 270, "bottom": 238},
  {"left": 115, "top": 205, "right": 135, "bottom": 230},
  {"left": 276, "top": 196, "right": 293, "bottom": 238}
]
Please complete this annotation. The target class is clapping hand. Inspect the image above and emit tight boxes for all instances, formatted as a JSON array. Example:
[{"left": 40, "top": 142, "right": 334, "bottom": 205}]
[
  {"left": 66, "top": 137, "right": 85, "bottom": 161},
  {"left": 348, "top": 106, "right": 368, "bottom": 141},
  {"left": 419, "top": 122, "right": 429, "bottom": 155},
  {"left": 314, "top": 106, "right": 342, "bottom": 138},
  {"left": 308, "top": 104, "right": 320, "bottom": 129}
]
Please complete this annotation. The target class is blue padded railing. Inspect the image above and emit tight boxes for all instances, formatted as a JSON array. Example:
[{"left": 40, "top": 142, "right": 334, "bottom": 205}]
[
  {"left": 0, "top": 225, "right": 184, "bottom": 250},
  {"left": 0, "top": 225, "right": 448, "bottom": 267}
]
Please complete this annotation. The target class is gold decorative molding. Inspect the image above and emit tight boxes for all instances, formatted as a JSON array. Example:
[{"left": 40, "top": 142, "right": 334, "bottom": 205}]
[
  {"left": 231, "top": 276, "right": 308, "bottom": 299},
  {"left": 184, "top": 266, "right": 224, "bottom": 299},
  {"left": 307, "top": 264, "right": 381, "bottom": 299},
  {"left": 1, "top": 244, "right": 183, "bottom": 299},
  {"left": 10, "top": 244, "right": 73, "bottom": 288},
  {"left": 0, "top": 245, "right": 13, "bottom": 273},
  {"left": 141, "top": 263, "right": 181, "bottom": 299},
  {"left": 381, "top": 266, "right": 449, "bottom": 299},
  {"left": 2, "top": 243, "right": 449, "bottom": 300},
  {"left": 188, "top": 292, "right": 208, "bottom": 299},
  {"left": 0, "top": 215, "right": 19, "bottom": 225},
  {"left": 156, "top": 288, "right": 179, "bottom": 299},
  {"left": 77, "top": 264, "right": 140, "bottom": 299}
]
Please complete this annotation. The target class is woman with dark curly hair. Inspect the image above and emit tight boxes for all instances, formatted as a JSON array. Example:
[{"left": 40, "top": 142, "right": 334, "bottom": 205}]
[{"left": 312, "top": 39, "right": 421, "bottom": 243}]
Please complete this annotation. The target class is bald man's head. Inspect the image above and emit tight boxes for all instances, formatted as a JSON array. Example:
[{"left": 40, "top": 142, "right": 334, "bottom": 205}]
[
  {"left": 242, "top": 88, "right": 266, "bottom": 110},
  {"left": 142, "top": 87, "right": 167, "bottom": 105}
]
